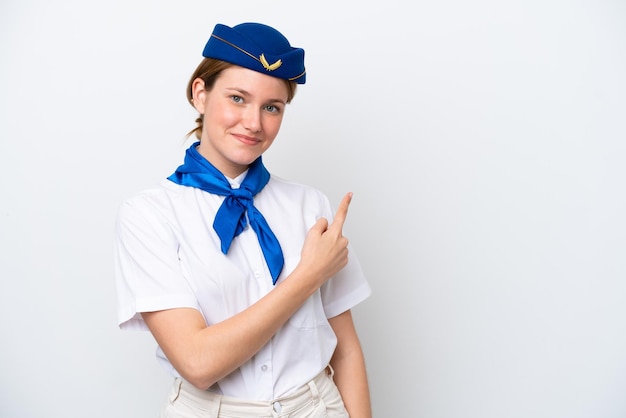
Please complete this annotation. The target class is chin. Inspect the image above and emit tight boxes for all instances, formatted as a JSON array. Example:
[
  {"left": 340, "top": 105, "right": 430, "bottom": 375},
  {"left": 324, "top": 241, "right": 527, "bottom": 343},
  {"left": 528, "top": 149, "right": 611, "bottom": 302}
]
[{"left": 231, "top": 151, "right": 263, "bottom": 166}]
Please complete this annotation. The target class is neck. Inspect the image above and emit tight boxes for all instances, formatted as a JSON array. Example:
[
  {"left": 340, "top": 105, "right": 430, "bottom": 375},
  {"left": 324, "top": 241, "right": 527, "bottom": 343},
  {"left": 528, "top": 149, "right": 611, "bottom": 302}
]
[{"left": 195, "top": 142, "right": 251, "bottom": 179}]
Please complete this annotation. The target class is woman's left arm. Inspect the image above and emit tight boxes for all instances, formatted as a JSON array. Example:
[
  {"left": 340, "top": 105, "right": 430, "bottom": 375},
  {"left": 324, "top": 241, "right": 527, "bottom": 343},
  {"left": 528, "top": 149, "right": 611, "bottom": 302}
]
[{"left": 328, "top": 310, "right": 373, "bottom": 418}]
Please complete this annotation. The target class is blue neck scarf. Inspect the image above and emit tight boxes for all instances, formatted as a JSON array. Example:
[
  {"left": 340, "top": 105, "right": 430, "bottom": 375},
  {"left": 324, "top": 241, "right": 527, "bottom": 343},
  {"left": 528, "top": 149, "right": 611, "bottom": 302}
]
[{"left": 167, "top": 142, "right": 284, "bottom": 284}]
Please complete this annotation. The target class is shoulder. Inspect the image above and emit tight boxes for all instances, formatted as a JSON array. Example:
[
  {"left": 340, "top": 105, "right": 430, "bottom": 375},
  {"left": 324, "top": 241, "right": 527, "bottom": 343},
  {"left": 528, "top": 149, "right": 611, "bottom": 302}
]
[
  {"left": 261, "top": 174, "right": 334, "bottom": 218},
  {"left": 267, "top": 174, "right": 328, "bottom": 200},
  {"left": 116, "top": 180, "right": 185, "bottom": 222}
]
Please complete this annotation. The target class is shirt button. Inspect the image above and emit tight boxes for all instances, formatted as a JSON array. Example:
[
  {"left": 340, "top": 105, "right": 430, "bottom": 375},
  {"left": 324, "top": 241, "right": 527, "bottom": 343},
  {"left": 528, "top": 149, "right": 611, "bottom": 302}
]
[
  {"left": 254, "top": 271, "right": 261, "bottom": 278},
  {"left": 261, "top": 364, "right": 268, "bottom": 372},
  {"left": 273, "top": 402, "right": 282, "bottom": 413}
]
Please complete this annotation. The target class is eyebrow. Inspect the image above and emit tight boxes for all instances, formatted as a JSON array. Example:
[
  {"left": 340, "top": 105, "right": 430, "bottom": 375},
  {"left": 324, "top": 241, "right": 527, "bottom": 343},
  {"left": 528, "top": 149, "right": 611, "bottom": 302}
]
[{"left": 224, "top": 87, "right": 287, "bottom": 105}]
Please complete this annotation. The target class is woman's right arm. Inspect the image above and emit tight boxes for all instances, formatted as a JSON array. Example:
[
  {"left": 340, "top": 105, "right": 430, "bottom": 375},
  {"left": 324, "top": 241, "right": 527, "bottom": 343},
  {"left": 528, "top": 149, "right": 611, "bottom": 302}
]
[{"left": 141, "top": 192, "right": 353, "bottom": 390}]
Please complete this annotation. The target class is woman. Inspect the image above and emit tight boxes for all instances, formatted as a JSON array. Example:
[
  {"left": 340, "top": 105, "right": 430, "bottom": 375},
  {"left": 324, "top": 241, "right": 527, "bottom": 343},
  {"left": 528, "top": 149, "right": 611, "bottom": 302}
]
[{"left": 115, "top": 22, "right": 372, "bottom": 417}]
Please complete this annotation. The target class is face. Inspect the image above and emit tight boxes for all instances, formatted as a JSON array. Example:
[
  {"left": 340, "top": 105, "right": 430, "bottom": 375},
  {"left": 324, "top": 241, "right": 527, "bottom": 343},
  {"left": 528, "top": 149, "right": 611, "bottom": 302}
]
[{"left": 192, "top": 66, "right": 289, "bottom": 178}]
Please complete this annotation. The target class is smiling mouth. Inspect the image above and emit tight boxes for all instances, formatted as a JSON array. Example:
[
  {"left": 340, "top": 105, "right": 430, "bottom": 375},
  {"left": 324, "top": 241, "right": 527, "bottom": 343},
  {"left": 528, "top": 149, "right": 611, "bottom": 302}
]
[{"left": 233, "top": 133, "right": 261, "bottom": 145}]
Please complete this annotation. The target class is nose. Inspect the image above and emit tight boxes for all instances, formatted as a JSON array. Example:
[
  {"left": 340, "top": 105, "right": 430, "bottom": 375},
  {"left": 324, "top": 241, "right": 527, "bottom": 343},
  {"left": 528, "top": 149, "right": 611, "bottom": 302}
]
[{"left": 243, "top": 107, "right": 262, "bottom": 133}]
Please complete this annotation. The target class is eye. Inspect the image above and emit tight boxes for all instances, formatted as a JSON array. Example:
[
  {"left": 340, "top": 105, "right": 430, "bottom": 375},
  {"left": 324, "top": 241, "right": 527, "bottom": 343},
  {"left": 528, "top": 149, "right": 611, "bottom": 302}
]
[
  {"left": 264, "top": 104, "right": 281, "bottom": 113},
  {"left": 230, "top": 95, "right": 244, "bottom": 104}
]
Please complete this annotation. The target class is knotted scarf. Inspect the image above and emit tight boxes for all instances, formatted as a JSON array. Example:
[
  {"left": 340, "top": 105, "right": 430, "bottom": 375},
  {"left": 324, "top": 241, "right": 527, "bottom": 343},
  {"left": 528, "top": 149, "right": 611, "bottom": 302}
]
[{"left": 167, "top": 142, "right": 284, "bottom": 284}]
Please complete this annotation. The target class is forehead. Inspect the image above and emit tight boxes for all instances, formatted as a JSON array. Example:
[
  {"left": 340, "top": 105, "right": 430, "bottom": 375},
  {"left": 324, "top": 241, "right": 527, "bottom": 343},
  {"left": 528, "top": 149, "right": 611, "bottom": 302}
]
[{"left": 215, "top": 66, "right": 289, "bottom": 100}]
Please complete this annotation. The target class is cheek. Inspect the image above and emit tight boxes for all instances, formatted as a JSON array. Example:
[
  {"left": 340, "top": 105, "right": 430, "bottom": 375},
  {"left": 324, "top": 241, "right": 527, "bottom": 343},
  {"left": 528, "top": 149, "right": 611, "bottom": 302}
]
[
  {"left": 206, "top": 102, "right": 240, "bottom": 127},
  {"left": 263, "top": 115, "right": 284, "bottom": 136}
]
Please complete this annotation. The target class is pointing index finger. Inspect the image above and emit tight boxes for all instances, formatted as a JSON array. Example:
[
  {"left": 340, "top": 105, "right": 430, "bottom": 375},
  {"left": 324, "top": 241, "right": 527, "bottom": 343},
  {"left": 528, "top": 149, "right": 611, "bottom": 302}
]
[{"left": 330, "top": 192, "right": 353, "bottom": 231}]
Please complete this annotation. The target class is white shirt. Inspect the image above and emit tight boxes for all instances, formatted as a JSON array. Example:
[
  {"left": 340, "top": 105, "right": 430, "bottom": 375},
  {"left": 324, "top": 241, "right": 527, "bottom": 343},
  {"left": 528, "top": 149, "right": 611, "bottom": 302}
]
[{"left": 114, "top": 174, "right": 371, "bottom": 400}]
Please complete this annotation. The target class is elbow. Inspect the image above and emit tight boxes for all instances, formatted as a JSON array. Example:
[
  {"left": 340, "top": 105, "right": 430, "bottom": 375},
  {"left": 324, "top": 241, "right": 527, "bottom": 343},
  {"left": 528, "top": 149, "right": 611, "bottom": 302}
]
[
  {"left": 177, "top": 358, "right": 220, "bottom": 390},
  {"left": 184, "top": 375, "right": 215, "bottom": 391}
]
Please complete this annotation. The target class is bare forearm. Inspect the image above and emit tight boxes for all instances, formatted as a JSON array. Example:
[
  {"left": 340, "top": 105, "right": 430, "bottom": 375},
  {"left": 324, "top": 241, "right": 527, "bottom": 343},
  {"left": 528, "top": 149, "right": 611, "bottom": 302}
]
[
  {"left": 146, "top": 265, "right": 323, "bottom": 389},
  {"left": 191, "top": 267, "right": 323, "bottom": 385},
  {"left": 329, "top": 311, "right": 372, "bottom": 418},
  {"left": 331, "top": 347, "right": 372, "bottom": 417}
]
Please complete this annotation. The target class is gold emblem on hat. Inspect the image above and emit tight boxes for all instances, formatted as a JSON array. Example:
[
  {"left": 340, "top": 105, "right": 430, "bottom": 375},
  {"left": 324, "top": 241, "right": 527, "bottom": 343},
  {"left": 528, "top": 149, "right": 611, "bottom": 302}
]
[{"left": 260, "top": 54, "right": 282, "bottom": 71}]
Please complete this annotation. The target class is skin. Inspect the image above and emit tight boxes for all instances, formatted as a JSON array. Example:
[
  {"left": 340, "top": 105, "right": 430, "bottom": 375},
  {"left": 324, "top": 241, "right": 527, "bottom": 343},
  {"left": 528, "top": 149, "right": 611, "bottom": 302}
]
[
  {"left": 142, "top": 65, "right": 372, "bottom": 417},
  {"left": 193, "top": 66, "right": 286, "bottom": 178}
]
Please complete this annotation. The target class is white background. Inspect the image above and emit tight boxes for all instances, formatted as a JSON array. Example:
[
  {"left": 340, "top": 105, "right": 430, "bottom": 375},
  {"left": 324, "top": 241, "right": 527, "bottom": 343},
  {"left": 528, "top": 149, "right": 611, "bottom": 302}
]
[{"left": 1, "top": 1, "right": 625, "bottom": 417}]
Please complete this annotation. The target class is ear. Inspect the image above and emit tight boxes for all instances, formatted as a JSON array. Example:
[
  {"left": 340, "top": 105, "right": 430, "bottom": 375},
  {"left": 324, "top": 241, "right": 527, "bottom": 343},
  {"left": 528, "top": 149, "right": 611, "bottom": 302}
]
[{"left": 191, "top": 78, "right": 207, "bottom": 114}]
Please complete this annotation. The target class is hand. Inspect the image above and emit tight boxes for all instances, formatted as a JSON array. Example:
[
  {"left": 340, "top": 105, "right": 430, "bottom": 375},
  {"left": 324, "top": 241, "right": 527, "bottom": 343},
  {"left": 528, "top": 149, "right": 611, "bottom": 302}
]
[{"left": 298, "top": 192, "right": 353, "bottom": 286}]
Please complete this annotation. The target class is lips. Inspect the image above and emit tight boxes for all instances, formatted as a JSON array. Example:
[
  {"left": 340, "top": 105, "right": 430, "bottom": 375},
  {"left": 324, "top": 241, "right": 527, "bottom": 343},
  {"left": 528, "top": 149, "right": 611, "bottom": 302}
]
[{"left": 233, "top": 133, "right": 261, "bottom": 145}]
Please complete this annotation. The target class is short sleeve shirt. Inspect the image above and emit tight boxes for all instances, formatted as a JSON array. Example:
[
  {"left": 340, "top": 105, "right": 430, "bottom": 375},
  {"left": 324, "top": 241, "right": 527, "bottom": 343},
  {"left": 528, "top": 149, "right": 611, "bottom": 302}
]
[{"left": 114, "top": 174, "right": 371, "bottom": 399}]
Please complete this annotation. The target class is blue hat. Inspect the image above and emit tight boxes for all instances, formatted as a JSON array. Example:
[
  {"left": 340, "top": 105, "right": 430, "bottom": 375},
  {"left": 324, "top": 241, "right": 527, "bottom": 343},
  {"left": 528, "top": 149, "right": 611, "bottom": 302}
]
[{"left": 202, "top": 23, "right": 306, "bottom": 84}]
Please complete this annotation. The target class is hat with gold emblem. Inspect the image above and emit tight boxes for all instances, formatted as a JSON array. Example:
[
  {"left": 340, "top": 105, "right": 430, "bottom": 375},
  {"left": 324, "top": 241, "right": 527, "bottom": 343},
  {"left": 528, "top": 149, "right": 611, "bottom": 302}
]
[{"left": 202, "top": 23, "right": 306, "bottom": 84}]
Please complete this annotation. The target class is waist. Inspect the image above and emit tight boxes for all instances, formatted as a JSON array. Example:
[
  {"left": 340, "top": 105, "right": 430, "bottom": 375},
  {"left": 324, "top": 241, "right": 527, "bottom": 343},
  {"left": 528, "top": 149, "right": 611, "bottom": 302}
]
[{"left": 174, "top": 366, "right": 333, "bottom": 416}]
